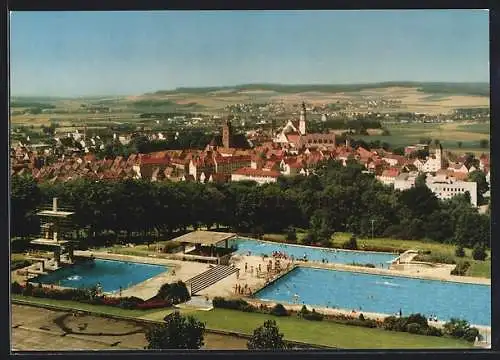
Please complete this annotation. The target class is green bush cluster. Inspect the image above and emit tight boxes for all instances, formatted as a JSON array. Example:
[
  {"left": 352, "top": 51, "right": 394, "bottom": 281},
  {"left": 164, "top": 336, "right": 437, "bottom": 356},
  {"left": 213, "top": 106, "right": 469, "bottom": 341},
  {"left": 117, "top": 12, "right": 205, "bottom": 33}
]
[
  {"left": 450, "top": 261, "right": 471, "bottom": 276},
  {"left": 270, "top": 303, "right": 289, "bottom": 317},
  {"left": 342, "top": 236, "right": 358, "bottom": 250},
  {"left": 472, "top": 244, "right": 487, "bottom": 261},
  {"left": 455, "top": 246, "right": 465, "bottom": 257},
  {"left": 297, "top": 305, "right": 324, "bottom": 321},
  {"left": 285, "top": 228, "right": 297, "bottom": 243},
  {"left": 443, "top": 318, "right": 482, "bottom": 342},
  {"left": 383, "top": 314, "right": 443, "bottom": 337},
  {"left": 12, "top": 281, "right": 174, "bottom": 309},
  {"left": 157, "top": 281, "right": 190, "bottom": 304},
  {"left": 212, "top": 297, "right": 257, "bottom": 312}
]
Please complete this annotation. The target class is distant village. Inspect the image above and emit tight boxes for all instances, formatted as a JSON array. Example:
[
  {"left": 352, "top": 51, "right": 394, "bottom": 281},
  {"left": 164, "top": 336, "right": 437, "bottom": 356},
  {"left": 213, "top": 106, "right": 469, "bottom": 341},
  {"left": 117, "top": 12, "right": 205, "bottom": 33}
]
[{"left": 11, "top": 103, "right": 490, "bottom": 208}]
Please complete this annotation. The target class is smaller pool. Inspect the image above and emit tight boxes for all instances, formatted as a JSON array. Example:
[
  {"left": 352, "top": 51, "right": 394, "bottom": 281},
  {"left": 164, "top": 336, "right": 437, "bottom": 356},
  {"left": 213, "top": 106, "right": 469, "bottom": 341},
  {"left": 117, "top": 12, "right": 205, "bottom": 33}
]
[
  {"left": 32, "top": 258, "right": 168, "bottom": 293},
  {"left": 228, "top": 238, "right": 397, "bottom": 268}
]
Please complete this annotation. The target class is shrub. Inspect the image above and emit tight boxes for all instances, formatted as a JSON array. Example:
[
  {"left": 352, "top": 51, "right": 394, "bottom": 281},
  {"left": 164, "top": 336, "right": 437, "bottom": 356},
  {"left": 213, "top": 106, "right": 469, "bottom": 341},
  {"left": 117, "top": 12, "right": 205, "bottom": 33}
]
[
  {"left": 297, "top": 305, "right": 309, "bottom": 317},
  {"left": 270, "top": 303, "right": 289, "bottom": 317},
  {"left": 285, "top": 228, "right": 297, "bottom": 243},
  {"left": 157, "top": 281, "right": 190, "bottom": 304},
  {"left": 212, "top": 297, "right": 256, "bottom": 312},
  {"left": 22, "top": 283, "right": 34, "bottom": 296},
  {"left": 443, "top": 318, "right": 481, "bottom": 342},
  {"left": 382, "top": 316, "right": 406, "bottom": 332},
  {"left": 443, "top": 318, "right": 470, "bottom": 339},
  {"left": 451, "top": 261, "right": 470, "bottom": 276},
  {"left": 455, "top": 246, "right": 465, "bottom": 258},
  {"left": 31, "top": 287, "right": 47, "bottom": 298},
  {"left": 11, "top": 281, "right": 23, "bottom": 294},
  {"left": 358, "top": 313, "right": 365, "bottom": 321},
  {"left": 406, "top": 313, "right": 428, "bottom": 328},
  {"left": 472, "top": 244, "right": 487, "bottom": 261},
  {"left": 342, "top": 236, "right": 358, "bottom": 250},
  {"left": 463, "top": 327, "right": 481, "bottom": 343},
  {"left": 425, "top": 326, "right": 443, "bottom": 337},
  {"left": 303, "top": 309, "right": 324, "bottom": 321},
  {"left": 406, "top": 323, "right": 422, "bottom": 334}
]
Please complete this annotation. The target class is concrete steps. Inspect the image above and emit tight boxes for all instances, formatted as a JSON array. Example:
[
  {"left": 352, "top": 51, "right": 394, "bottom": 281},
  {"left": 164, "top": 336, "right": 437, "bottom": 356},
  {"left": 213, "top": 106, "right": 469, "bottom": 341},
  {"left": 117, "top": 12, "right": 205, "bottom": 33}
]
[{"left": 186, "top": 265, "right": 238, "bottom": 295}]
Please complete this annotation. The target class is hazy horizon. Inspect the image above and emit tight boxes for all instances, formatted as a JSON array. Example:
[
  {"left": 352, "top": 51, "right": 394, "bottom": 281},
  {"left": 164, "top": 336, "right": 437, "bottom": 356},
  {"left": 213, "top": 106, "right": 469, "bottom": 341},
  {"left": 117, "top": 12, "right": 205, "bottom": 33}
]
[{"left": 10, "top": 10, "right": 489, "bottom": 97}]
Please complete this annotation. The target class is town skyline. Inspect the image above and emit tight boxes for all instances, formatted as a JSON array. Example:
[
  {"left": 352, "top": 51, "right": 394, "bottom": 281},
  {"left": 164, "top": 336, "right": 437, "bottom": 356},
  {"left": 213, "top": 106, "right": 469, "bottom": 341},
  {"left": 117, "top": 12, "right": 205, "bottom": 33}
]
[{"left": 10, "top": 10, "right": 489, "bottom": 97}]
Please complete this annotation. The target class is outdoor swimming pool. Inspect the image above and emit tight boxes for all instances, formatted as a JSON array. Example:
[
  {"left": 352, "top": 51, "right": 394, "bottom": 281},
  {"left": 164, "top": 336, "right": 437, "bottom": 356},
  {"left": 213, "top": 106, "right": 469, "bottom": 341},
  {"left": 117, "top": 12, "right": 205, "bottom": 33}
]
[
  {"left": 255, "top": 267, "right": 491, "bottom": 326},
  {"left": 33, "top": 258, "right": 168, "bottom": 293},
  {"left": 228, "top": 238, "right": 397, "bottom": 268}
]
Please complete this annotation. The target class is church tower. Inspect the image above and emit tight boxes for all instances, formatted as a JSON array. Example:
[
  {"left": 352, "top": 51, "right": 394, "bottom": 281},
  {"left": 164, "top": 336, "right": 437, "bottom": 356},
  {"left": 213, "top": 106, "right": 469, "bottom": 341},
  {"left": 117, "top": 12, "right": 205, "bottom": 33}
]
[
  {"left": 222, "top": 119, "right": 233, "bottom": 148},
  {"left": 435, "top": 143, "right": 443, "bottom": 169},
  {"left": 299, "top": 102, "right": 307, "bottom": 135}
]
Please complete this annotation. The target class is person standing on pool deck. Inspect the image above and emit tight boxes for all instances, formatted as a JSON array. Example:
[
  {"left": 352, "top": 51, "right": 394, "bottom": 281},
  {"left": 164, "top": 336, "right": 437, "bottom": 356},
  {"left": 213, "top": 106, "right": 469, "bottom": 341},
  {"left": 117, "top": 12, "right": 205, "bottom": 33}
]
[{"left": 399, "top": 308, "right": 402, "bottom": 317}]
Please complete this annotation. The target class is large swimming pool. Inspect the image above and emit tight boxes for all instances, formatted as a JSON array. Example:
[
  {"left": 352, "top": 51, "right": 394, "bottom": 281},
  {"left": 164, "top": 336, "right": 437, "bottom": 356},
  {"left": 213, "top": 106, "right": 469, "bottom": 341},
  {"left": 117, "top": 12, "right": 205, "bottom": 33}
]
[
  {"left": 228, "top": 238, "right": 397, "bottom": 268},
  {"left": 33, "top": 258, "right": 169, "bottom": 293},
  {"left": 255, "top": 267, "right": 491, "bottom": 326}
]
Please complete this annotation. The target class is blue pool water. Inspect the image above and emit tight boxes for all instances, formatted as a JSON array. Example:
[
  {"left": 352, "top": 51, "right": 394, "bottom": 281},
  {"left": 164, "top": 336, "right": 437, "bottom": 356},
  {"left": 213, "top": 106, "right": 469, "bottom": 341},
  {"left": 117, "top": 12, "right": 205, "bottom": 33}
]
[
  {"left": 33, "top": 259, "right": 168, "bottom": 293},
  {"left": 256, "top": 267, "right": 491, "bottom": 326},
  {"left": 228, "top": 238, "right": 397, "bottom": 268}
]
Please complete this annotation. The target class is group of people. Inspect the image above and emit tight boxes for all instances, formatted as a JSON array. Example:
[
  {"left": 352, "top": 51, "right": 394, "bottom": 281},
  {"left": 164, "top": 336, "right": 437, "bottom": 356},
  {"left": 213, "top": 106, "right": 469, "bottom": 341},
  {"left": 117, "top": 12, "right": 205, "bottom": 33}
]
[
  {"left": 272, "top": 251, "right": 289, "bottom": 260},
  {"left": 234, "top": 283, "right": 252, "bottom": 295}
]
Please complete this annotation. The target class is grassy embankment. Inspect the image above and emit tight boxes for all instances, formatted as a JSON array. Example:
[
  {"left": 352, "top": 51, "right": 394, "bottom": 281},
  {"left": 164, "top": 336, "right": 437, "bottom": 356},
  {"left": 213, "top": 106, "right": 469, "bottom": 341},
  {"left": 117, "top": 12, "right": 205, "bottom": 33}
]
[{"left": 12, "top": 295, "right": 471, "bottom": 349}]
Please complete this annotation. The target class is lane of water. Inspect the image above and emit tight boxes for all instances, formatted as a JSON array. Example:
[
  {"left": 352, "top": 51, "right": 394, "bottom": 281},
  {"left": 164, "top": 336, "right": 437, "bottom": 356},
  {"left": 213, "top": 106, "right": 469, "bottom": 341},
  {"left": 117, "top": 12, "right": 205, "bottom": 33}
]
[
  {"left": 229, "top": 238, "right": 397, "bottom": 268},
  {"left": 256, "top": 267, "right": 491, "bottom": 326},
  {"left": 33, "top": 259, "right": 168, "bottom": 292}
]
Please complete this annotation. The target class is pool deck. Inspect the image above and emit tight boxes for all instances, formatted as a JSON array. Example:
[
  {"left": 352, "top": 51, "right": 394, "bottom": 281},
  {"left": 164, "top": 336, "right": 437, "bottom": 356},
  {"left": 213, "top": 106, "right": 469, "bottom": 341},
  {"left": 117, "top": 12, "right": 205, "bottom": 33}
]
[
  {"left": 299, "top": 262, "right": 490, "bottom": 285},
  {"left": 73, "top": 251, "right": 290, "bottom": 301}
]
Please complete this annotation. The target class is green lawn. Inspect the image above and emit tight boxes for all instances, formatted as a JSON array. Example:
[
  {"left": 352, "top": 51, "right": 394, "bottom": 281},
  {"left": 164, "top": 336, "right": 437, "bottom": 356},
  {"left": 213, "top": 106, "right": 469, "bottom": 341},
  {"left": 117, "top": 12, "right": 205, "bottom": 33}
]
[
  {"left": 180, "top": 308, "right": 472, "bottom": 349},
  {"left": 12, "top": 296, "right": 472, "bottom": 349}
]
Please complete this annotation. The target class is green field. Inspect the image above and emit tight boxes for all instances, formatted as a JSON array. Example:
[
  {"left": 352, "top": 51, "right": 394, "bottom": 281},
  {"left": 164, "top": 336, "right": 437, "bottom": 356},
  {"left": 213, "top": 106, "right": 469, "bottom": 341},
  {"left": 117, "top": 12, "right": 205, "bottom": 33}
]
[
  {"left": 352, "top": 122, "right": 490, "bottom": 152},
  {"left": 12, "top": 296, "right": 472, "bottom": 349}
]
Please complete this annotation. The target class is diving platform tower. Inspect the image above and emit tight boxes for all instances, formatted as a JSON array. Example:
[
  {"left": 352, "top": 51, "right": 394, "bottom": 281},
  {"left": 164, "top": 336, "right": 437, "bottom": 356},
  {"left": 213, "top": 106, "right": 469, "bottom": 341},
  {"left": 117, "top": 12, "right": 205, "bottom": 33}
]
[{"left": 30, "top": 197, "right": 75, "bottom": 270}]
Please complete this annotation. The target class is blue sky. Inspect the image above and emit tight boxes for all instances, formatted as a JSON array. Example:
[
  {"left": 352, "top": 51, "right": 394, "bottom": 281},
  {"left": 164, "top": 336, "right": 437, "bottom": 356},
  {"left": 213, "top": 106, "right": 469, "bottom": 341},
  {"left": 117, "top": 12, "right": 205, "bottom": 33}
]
[{"left": 10, "top": 10, "right": 489, "bottom": 97}]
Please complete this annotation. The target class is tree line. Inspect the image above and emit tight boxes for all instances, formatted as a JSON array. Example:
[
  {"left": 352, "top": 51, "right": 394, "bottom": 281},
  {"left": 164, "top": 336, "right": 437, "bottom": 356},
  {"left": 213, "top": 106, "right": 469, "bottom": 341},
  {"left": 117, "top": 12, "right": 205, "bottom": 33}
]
[{"left": 11, "top": 159, "right": 490, "bottom": 250}]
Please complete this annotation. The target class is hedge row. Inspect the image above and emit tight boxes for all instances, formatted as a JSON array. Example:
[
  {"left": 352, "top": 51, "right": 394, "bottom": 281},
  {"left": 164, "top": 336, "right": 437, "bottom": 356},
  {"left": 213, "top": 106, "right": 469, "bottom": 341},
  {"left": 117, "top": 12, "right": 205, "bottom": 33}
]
[
  {"left": 12, "top": 281, "right": 173, "bottom": 310},
  {"left": 211, "top": 297, "right": 480, "bottom": 342}
]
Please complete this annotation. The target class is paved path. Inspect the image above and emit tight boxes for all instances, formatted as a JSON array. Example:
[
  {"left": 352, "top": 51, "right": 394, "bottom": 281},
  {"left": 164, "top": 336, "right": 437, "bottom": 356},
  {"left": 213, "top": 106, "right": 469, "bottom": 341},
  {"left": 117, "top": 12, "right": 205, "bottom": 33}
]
[{"left": 11, "top": 304, "right": 247, "bottom": 351}]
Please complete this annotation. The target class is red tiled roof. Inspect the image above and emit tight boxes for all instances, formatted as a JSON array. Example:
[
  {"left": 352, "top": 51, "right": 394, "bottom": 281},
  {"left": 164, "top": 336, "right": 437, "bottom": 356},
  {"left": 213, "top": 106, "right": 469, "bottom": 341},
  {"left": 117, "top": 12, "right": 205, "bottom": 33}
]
[
  {"left": 288, "top": 162, "right": 303, "bottom": 169},
  {"left": 141, "top": 156, "right": 171, "bottom": 165},
  {"left": 381, "top": 168, "right": 400, "bottom": 178},
  {"left": 232, "top": 167, "right": 281, "bottom": 178},
  {"left": 286, "top": 134, "right": 301, "bottom": 144}
]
